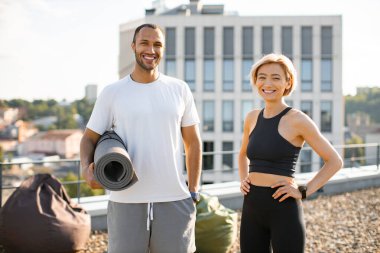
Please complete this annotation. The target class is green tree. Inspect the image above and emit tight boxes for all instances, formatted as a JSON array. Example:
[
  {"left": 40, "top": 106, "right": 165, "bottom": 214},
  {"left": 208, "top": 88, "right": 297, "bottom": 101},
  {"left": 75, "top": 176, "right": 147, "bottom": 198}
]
[
  {"left": 72, "top": 98, "right": 94, "bottom": 126},
  {"left": 60, "top": 172, "right": 105, "bottom": 198},
  {"left": 345, "top": 87, "right": 380, "bottom": 123},
  {"left": 7, "top": 99, "right": 29, "bottom": 108},
  {"left": 55, "top": 106, "right": 78, "bottom": 129},
  {"left": 0, "top": 100, "right": 7, "bottom": 108}
]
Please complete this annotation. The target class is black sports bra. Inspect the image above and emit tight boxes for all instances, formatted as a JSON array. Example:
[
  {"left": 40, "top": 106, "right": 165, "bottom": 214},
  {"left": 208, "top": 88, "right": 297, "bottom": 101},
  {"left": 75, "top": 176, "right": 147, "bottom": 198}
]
[{"left": 246, "top": 107, "right": 301, "bottom": 178}]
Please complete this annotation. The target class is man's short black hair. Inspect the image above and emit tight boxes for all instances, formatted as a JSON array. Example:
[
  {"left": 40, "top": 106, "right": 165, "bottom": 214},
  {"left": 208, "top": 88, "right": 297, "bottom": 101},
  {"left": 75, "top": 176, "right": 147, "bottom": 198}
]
[{"left": 132, "top": 23, "right": 164, "bottom": 44}]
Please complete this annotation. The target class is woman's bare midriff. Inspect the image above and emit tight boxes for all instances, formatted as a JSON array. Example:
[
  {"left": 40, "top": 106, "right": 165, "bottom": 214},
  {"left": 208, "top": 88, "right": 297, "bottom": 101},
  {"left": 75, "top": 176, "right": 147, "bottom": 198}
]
[{"left": 248, "top": 172, "right": 294, "bottom": 187}]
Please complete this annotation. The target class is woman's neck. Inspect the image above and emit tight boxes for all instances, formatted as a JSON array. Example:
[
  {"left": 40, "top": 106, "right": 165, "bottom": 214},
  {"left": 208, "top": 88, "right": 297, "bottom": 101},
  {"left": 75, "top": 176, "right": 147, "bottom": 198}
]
[{"left": 263, "top": 101, "right": 288, "bottom": 118}]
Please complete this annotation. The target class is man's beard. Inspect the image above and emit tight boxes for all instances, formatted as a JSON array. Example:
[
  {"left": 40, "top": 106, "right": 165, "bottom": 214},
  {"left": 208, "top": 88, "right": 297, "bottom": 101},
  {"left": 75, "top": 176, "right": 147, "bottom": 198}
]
[{"left": 135, "top": 51, "right": 160, "bottom": 71}]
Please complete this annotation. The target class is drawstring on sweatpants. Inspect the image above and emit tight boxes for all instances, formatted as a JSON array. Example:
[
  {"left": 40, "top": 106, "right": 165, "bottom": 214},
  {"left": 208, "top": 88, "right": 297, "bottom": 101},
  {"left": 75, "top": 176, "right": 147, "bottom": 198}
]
[{"left": 146, "top": 202, "right": 154, "bottom": 231}]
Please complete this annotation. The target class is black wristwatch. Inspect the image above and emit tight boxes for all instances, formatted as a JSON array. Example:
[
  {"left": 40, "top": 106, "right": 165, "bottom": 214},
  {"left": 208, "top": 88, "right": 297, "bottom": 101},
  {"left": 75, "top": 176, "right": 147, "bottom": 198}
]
[
  {"left": 190, "top": 191, "right": 200, "bottom": 202},
  {"left": 298, "top": 185, "right": 307, "bottom": 200}
]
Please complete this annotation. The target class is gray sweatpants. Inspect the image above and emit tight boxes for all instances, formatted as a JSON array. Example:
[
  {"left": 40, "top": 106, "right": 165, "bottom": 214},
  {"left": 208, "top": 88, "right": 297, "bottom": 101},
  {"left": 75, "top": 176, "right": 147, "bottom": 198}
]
[{"left": 107, "top": 197, "right": 196, "bottom": 253}]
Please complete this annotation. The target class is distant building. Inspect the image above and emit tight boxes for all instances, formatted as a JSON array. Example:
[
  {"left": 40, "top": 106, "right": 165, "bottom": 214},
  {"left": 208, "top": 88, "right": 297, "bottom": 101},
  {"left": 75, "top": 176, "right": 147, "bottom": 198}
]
[
  {"left": 346, "top": 112, "right": 372, "bottom": 140},
  {"left": 119, "top": 0, "right": 344, "bottom": 180},
  {"left": 0, "top": 108, "right": 19, "bottom": 125},
  {"left": 18, "top": 129, "right": 83, "bottom": 159},
  {"left": 85, "top": 84, "right": 98, "bottom": 102},
  {"left": 0, "top": 120, "right": 38, "bottom": 154}
]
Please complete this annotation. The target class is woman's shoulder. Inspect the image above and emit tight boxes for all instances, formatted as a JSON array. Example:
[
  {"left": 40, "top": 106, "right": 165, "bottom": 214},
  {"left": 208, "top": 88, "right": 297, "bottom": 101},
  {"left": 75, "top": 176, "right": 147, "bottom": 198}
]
[
  {"left": 244, "top": 109, "right": 262, "bottom": 128},
  {"left": 246, "top": 109, "right": 262, "bottom": 120},
  {"left": 287, "top": 108, "right": 316, "bottom": 129},
  {"left": 287, "top": 108, "right": 308, "bottom": 120}
]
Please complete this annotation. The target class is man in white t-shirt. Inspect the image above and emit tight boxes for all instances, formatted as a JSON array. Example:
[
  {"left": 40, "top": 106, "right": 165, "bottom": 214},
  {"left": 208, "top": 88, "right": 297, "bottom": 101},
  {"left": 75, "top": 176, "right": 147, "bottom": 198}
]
[{"left": 80, "top": 23, "right": 202, "bottom": 253}]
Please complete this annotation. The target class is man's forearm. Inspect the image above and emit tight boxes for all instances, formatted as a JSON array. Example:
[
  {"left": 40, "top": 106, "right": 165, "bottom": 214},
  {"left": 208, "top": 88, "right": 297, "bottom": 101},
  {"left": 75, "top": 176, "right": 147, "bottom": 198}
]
[
  {"left": 80, "top": 136, "right": 96, "bottom": 173},
  {"left": 186, "top": 143, "right": 202, "bottom": 192},
  {"left": 80, "top": 131, "right": 103, "bottom": 189}
]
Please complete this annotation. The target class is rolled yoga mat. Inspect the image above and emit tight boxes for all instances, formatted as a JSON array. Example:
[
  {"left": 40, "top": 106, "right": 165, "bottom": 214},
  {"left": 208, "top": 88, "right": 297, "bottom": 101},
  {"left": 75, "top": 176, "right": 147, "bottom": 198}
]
[{"left": 93, "top": 131, "right": 138, "bottom": 191}]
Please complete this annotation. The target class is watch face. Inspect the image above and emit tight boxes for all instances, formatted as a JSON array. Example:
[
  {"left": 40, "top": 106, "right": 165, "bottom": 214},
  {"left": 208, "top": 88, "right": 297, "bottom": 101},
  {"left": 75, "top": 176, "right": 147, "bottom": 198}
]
[
  {"left": 298, "top": 186, "right": 307, "bottom": 199},
  {"left": 191, "top": 192, "right": 200, "bottom": 201}
]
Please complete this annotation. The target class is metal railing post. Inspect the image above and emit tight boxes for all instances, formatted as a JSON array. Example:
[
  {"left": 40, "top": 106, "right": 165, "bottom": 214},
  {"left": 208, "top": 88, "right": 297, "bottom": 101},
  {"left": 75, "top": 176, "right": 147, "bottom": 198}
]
[
  {"left": 377, "top": 143, "right": 379, "bottom": 170},
  {"left": 76, "top": 160, "right": 81, "bottom": 203}
]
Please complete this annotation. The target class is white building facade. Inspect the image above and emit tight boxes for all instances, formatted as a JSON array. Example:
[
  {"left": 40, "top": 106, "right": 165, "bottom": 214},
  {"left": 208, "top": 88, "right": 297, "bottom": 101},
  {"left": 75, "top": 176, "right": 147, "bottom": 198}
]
[
  {"left": 119, "top": 0, "right": 344, "bottom": 182},
  {"left": 85, "top": 84, "right": 98, "bottom": 102}
]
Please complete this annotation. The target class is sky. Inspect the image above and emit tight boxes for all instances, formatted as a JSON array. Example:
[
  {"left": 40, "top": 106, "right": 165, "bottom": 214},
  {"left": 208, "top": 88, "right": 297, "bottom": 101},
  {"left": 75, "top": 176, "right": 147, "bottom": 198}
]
[{"left": 0, "top": 0, "right": 379, "bottom": 101}]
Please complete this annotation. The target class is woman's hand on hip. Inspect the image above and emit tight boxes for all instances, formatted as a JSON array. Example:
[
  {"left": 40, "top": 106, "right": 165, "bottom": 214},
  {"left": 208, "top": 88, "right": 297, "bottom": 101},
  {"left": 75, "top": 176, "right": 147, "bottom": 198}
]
[
  {"left": 271, "top": 180, "right": 301, "bottom": 202},
  {"left": 240, "top": 177, "right": 251, "bottom": 195}
]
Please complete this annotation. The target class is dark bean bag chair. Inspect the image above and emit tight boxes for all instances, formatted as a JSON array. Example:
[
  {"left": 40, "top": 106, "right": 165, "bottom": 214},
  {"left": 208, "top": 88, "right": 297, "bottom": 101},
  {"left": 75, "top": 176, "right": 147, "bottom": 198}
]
[{"left": 0, "top": 173, "right": 91, "bottom": 253}]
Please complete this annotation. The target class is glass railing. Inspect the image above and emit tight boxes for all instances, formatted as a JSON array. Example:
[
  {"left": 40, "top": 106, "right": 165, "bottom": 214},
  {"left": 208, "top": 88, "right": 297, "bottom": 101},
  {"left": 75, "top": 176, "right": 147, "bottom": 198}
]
[{"left": 1, "top": 143, "right": 379, "bottom": 207}]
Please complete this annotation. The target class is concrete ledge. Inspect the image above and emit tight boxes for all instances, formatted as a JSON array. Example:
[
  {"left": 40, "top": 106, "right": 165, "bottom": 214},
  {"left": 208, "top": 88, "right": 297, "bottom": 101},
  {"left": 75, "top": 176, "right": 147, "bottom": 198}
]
[{"left": 74, "top": 165, "right": 380, "bottom": 230}]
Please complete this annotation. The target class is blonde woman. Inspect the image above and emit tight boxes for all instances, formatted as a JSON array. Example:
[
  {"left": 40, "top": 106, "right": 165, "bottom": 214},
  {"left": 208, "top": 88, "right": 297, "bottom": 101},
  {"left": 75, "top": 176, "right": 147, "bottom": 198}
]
[{"left": 239, "top": 54, "right": 343, "bottom": 252}]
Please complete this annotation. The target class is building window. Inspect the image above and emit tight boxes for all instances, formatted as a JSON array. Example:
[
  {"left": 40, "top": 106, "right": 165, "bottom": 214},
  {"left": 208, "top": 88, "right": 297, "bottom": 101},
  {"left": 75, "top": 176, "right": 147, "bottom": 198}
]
[
  {"left": 241, "top": 100, "right": 253, "bottom": 131},
  {"left": 321, "top": 26, "right": 333, "bottom": 56},
  {"left": 204, "top": 27, "right": 215, "bottom": 56},
  {"left": 223, "top": 27, "right": 234, "bottom": 92},
  {"left": 165, "top": 60, "right": 176, "bottom": 78},
  {"left": 222, "top": 100, "right": 234, "bottom": 132},
  {"left": 223, "top": 59, "right": 234, "bottom": 91},
  {"left": 203, "top": 141, "right": 214, "bottom": 170},
  {"left": 185, "top": 27, "right": 195, "bottom": 56},
  {"left": 301, "top": 59, "right": 312, "bottom": 92},
  {"left": 301, "top": 26, "right": 313, "bottom": 92},
  {"left": 204, "top": 27, "right": 215, "bottom": 92},
  {"left": 242, "top": 59, "right": 253, "bottom": 92},
  {"left": 242, "top": 27, "right": 253, "bottom": 57},
  {"left": 185, "top": 27, "right": 196, "bottom": 91},
  {"left": 204, "top": 60, "right": 215, "bottom": 91},
  {"left": 301, "top": 26, "right": 312, "bottom": 56},
  {"left": 242, "top": 26, "right": 253, "bottom": 92},
  {"left": 223, "top": 27, "right": 234, "bottom": 57},
  {"left": 203, "top": 101, "right": 214, "bottom": 132},
  {"left": 321, "top": 26, "right": 333, "bottom": 93},
  {"left": 300, "top": 149, "right": 312, "bottom": 173},
  {"left": 222, "top": 142, "right": 234, "bottom": 170},
  {"left": 321, "top": 101, "right": 332, "bottom": 132},
  {"left": 185, "top": 59, "right": 195, "bottom": 91},
  {"left": 321, "top": 59, "right": 332, "bottom": 92},
  {"left": 281, "top": 26, "right": 293, "bottom": 60},
  {"left": 301, "top": 100, "right": 313, "bottom": 118},
  {"left": 165, "top": 27, "right": 176, "bottom": 77},
  {"left": 262, "top": 26, "right": 273, "bottom": 55}
]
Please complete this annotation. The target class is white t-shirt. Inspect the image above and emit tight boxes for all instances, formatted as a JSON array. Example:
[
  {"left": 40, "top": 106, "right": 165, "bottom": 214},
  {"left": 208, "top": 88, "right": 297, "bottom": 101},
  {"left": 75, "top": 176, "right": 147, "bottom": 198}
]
[{"left": 87, "top": 74, "right": 200, "bottom": 203}]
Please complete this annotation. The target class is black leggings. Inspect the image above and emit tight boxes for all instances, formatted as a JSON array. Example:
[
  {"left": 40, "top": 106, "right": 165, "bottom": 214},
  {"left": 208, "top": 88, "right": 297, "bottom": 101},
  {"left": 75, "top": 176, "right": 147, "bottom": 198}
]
[{"left": 240, "top": 184, "right": 305, "bottom": 253}]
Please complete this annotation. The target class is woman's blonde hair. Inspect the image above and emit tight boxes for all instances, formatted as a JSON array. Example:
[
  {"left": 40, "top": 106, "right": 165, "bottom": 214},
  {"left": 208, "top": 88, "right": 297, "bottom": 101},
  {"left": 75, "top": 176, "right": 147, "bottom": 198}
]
[{"left": 250, "top": 53, "right": 297, "bottom": 96}]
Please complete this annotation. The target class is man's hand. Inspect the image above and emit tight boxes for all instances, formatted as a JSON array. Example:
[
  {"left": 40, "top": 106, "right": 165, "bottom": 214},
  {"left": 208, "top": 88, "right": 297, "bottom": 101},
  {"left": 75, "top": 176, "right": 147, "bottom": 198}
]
[{"left": 83, "top": 163, "right": 103, "bottom": 189}]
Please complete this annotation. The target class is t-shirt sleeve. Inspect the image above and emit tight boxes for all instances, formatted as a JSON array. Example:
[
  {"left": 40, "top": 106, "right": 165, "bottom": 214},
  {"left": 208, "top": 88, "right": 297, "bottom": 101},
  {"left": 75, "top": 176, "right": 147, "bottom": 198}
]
[
  {"left": 86, "top": 85, "right": 114, "bottom": 134},
  {"left": 181, "top": 83, "right": 200, "bottom": 127}
]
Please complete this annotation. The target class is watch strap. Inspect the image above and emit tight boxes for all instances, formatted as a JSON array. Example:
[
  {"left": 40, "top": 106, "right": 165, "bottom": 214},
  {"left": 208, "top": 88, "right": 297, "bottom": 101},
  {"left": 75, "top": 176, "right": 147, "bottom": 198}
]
[{"left": 298, "top": 185, "right": 307, "bottom": 199}]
